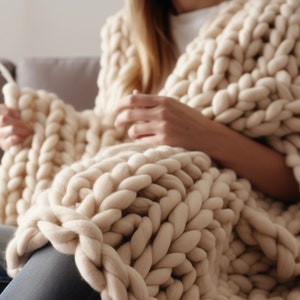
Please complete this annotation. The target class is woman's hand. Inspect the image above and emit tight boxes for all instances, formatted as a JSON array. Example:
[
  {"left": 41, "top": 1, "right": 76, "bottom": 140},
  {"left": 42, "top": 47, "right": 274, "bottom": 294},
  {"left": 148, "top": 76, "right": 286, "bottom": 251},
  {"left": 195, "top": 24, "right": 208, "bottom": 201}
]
[
  {"left": 114, "top": 92, "right": 216, "bottom": 151},
  {"left": 114, "top": 92, "right": 300, "bottom": 203},
  {"left": 0, "top": 104, "right": 32, "bottom": 151}
]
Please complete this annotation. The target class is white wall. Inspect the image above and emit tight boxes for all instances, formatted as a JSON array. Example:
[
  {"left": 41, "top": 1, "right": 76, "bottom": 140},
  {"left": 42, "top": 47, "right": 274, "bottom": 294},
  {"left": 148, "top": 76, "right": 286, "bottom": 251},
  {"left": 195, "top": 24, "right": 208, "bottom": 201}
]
[{"left": 0, "top": 0, "right": 123, "bottom": 62}]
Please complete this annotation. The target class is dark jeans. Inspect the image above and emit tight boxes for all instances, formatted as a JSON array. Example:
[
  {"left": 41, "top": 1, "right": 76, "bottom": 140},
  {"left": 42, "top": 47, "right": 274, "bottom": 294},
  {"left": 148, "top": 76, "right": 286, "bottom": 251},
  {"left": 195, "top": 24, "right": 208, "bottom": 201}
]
[
  {"left": 0, "top": 265, "right": 10, "bottom": 294},
  {"left": 0, "top": 244, "right": 100, "bottom": 300},
  {"left": 0, "top": 225, "right": 16, "bottom": 293}
]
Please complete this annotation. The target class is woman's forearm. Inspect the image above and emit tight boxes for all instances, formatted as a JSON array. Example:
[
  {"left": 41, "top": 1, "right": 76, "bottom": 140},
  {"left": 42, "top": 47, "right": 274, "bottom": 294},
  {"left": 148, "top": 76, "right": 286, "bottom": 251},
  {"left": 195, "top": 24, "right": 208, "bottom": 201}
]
[{"left": 206, "top": 121, "right": 300, "bottom": 204}]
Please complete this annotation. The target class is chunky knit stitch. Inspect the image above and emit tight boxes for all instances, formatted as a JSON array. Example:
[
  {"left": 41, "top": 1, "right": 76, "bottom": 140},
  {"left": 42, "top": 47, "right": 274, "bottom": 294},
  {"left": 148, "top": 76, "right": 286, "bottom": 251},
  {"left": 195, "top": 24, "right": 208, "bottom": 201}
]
[{"left": 2, "top": 0, "right": 300, "bottom": 298}]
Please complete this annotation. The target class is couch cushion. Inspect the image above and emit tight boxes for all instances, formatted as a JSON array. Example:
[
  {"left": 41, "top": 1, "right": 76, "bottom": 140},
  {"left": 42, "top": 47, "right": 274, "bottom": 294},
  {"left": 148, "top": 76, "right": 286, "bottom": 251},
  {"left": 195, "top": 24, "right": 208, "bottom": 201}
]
[
  {"left": 0, "top": 59, "right": 15, "bottom": 103},
  {"left": 16, "top": 57, "right": 100, "bottom": 111}
]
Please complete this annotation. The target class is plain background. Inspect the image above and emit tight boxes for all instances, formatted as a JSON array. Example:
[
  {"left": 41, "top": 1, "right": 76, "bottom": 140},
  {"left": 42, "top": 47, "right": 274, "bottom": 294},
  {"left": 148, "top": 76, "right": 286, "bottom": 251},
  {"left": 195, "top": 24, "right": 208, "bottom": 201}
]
[{"left": 0, "top": 0, "right": 123, "bottom": 62}]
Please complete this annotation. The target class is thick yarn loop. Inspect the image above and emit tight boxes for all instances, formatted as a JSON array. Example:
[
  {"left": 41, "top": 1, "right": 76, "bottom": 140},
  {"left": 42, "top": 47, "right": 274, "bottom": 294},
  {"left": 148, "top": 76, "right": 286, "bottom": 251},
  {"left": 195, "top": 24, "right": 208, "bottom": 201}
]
[
  {"left": 0, "top": 82, "right": 122, "bottom": 225},
  {"left": 2, "top": 0, "right": 300, "bottom": 298}
]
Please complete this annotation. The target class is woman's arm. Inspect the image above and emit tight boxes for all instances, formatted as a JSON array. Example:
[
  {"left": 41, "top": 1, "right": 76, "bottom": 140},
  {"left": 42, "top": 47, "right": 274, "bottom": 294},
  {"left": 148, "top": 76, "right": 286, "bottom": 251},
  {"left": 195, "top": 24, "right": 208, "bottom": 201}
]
[
  {"left": 208, "top": 120, "right": 299, "bottom": 203},
  {"left": 114, "top": 93, "right": 300, "bottom": 204}
]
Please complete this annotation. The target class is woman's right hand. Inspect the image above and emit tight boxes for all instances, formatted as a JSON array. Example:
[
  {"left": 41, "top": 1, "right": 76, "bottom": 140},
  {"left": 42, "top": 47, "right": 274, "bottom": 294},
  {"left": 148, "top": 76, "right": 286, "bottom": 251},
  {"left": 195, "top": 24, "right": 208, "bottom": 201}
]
[{"left": 0, "top": 104, "right": 32, "bottom": 151}]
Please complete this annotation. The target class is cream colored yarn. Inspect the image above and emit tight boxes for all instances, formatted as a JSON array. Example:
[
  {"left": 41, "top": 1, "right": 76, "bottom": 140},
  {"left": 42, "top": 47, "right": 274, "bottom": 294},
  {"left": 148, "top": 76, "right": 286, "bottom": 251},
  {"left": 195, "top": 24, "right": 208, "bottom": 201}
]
[
  {"left": 0, "top": 84, "right": 124, "bottom": 225},
  {"left": 2, "top": 0, "right": 300, "bottom": 299}
]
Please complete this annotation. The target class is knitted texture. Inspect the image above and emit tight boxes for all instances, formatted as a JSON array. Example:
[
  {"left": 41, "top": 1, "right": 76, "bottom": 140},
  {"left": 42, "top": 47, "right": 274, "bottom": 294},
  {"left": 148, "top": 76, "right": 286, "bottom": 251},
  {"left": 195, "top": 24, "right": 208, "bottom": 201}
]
[
  {"left": 2, "top": 0, "right": 300, "bottom": 298},
  {"left": 0, "top": 85, "right": 125, "bottom": 225}
]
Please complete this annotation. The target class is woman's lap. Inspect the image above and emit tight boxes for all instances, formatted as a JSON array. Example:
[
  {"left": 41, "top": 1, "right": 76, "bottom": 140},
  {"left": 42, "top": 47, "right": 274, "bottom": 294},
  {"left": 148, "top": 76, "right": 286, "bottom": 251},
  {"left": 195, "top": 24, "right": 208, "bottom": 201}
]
[
  {"left": 0, "top": 224, "right": 100, "bottom": 299},
  {"left": 0, "top": 225, "right": 16, "bottom": 270},
  {"left": 0, "top": 225, "right": 16, "bottom": 293},
  {"left": 0, "top": 244, "right": 99, "bottom": 300}
]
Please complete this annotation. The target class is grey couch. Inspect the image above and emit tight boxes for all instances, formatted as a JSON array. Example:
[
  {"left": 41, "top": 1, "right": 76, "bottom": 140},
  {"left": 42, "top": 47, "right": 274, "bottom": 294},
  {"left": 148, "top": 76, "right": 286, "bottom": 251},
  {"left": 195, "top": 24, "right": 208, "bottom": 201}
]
[{"left": 0, "top": 56, "right": 100, "bottom": 111}]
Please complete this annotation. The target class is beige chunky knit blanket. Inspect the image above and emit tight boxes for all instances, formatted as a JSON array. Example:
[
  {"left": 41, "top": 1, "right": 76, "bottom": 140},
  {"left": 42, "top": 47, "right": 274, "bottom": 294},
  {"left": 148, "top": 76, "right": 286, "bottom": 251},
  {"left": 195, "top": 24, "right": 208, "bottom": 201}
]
[{"left": 1, "top": 0, "right": 300, "bottom": 298}]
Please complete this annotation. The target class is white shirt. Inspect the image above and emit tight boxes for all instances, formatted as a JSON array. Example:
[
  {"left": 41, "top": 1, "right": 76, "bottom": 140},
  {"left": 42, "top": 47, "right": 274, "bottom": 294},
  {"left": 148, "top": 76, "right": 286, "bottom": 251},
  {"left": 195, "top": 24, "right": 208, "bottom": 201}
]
[{"left": 170, "top": 2, "right": 228, "bottom": 53}]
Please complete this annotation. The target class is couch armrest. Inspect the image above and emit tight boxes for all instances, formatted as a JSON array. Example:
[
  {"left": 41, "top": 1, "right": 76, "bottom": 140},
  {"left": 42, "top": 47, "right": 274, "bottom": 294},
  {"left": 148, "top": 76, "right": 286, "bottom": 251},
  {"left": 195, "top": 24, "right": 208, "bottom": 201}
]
[
  {"left": 0, "top": 59, "right": 15, "bottom": 103},
  {"left": 16, "top": 56, "right": 100, "bottom": 111}
]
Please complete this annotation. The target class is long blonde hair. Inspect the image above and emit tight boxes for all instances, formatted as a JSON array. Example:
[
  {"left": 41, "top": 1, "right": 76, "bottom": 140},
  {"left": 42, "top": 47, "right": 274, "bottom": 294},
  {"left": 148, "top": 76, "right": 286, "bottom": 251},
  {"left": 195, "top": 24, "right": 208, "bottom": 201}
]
[{"left": 125, "top": 0, "right": 178, "bottom": 95}]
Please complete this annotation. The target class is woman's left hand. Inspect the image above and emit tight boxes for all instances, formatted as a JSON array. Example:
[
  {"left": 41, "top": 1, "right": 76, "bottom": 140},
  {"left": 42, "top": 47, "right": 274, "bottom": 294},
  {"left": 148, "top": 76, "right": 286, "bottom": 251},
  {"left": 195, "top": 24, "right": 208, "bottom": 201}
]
[{"left": 114, "top": 92, "right": 218, "bottom": 151}]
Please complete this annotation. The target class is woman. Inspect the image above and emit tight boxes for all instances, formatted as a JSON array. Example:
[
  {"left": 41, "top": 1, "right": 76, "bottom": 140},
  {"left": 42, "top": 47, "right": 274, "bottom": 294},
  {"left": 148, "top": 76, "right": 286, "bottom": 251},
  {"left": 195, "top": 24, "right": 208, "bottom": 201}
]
[{"left": 0, "top": 0, "right": 300, "bottom": 299}]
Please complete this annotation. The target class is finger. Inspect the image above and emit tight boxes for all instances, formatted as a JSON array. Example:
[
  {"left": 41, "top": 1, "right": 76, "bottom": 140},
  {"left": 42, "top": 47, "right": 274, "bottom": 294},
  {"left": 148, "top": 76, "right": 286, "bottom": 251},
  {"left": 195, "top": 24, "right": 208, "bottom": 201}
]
[
  {"left": 0, "top": 124, "right": 32, "bottom": 140},
  {"left": 0, "top": 115, "right": 21, "bottom": 126},
  {"left": 0, "top": 104, "right": 9, "bottom": 115},
  {"left": 128, "top": 121, "right": 161, "bottom": 139},
  {"left": 115, "top": 107, "right": 159, "bottom": 127},
  {"left": 133, "top": 133, "right": 164, "bottom": 146},
  {"left": 0, "top": 135, "right": 23, "bottom": 151},
  {"left": 0, "top": 104, "right": 20, "bottom": 118},
  {"left": 115, "top": 94, "right": 160, "bottom": 113},
  {"left": 0, "top": 108, "right": 22, "bottom": 126}
]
